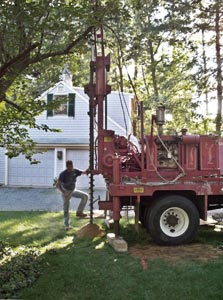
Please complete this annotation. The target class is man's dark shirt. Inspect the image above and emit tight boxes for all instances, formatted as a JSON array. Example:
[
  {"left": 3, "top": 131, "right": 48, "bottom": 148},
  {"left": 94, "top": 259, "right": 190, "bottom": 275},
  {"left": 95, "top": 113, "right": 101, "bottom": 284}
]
[{"left": 59, "top": 169, "right": 82, "bottom": 191}]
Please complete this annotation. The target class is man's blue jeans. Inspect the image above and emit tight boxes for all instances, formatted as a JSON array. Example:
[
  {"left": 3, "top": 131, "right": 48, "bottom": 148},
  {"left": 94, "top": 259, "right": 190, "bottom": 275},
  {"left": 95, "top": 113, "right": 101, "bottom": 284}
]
[{"left": 62, "top": 189, "right": 88, "bottom": 227}]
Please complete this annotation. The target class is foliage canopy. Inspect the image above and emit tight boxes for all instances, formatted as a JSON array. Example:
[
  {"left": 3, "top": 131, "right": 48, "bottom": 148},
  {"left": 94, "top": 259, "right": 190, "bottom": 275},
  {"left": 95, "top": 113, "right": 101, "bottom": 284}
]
[{"left": 0, "top": 0, "right": 222, "bottom": 161}]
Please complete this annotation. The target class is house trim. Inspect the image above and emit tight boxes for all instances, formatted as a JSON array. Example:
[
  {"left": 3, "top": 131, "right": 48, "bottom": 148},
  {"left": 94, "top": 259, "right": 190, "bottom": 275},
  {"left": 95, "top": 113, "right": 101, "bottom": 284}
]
[
  {"left": 34, "top": 144, "right": 89, "bottom": 149},
  {"left": 5, "top": 154, "right": 8, "bottom": 186}
]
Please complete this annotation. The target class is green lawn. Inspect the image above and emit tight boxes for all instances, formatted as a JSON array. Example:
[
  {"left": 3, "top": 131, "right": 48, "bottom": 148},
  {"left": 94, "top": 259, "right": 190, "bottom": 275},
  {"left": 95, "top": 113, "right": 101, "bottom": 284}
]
[{"left": 0, "top": 211, "right": 223, "bottom": 300}]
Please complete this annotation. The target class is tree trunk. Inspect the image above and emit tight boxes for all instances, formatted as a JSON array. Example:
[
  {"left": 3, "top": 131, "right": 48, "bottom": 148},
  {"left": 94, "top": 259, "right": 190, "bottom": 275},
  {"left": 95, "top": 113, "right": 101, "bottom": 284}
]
[
  {"left": 215, "top": 0, "right": 222, "bottom": 135},
  {"left": 201, "top": 28, "right": 209, "bottom": 116},
  {"left": 117, "top": 47, "right": 124, "bottom": 92},
  {"left": 148, "top": 39, "right": 159, "bottom": 101}
]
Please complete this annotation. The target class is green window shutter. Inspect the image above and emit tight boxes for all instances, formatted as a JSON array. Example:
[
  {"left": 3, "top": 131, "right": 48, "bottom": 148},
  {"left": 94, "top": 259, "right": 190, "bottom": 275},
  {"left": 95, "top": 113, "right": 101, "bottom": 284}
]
[
  {"left": 68, "top": 93, "right": 75, "bottom": 117},
  {"left": 47, "top": 94, "right": 53, "bottom": 117}
]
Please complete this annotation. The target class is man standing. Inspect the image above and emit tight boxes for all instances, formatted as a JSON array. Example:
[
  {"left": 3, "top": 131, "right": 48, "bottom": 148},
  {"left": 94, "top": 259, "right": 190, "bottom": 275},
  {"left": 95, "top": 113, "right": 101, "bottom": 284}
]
[{"left": 57, "top": 160, "right": 89, "bottom": 230}]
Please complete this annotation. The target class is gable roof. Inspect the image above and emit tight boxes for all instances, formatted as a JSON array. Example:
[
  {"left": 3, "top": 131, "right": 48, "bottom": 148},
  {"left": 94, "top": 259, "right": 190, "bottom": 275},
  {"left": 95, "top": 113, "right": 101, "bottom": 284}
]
[
  {"left": 39, "top": 81, "right": 134, "bottom": 136},
  {"left": 39, "top": 80, "right": 76, "bottom": 98},
  {"left": 33, "top": 79, "right": 137, "bottom": 146}
]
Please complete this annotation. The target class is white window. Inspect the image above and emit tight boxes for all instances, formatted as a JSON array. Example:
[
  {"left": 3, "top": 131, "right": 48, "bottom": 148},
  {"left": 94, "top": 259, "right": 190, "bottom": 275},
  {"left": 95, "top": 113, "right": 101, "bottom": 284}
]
[
  {"left": 58, "top": 84, "right": 64, "bottom": 92},
  {"left": 47, "top": 93, "right": 75, "bottom": 117}
]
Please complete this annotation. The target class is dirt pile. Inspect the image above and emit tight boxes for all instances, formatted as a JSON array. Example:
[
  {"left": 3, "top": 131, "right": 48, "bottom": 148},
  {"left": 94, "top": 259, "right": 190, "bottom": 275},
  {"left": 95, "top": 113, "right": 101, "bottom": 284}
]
[
  {"left": 76, "top": 223, "right": 105, "bottom": 238},
  {"left": 129, "top": 243, "right": 223, "bottom": 262}
]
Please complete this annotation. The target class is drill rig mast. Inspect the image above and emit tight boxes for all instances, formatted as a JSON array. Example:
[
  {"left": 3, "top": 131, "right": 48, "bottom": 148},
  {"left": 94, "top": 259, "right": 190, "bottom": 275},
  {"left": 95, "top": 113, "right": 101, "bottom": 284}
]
[{"left": 84, "top": 0, "right": 111, "bottom": 224}]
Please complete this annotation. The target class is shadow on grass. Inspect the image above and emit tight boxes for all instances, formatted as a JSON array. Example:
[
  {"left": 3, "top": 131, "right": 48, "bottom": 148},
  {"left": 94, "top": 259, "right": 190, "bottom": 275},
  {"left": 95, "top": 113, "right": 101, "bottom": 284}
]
[
  {"left": 0, "top": 211, "right": 101, "bottom": 247},
  {"left": 1, "top": 212, "right": 223, "bottom": 300},
  {"left": 0, "top": 211, "right": 65, "bottom": 247},
  {"left": 196, "top": 224, "right": 223, "bottom": 246},
  {"left": 0, "top": 211, "right": 109, "bottom": 299},
  {"left": 20, "top": 229, "right": 223, "bottom": 300},
  {"left": 21, "top": 236, "right": 141, "bottom": 300},
  {"left": 120, "top": 219, "right": 223, "bottom": 248}
]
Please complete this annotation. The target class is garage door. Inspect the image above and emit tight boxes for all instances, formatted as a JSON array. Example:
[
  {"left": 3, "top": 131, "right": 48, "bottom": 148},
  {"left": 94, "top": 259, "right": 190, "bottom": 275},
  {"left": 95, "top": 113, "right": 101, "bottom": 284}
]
[
  {"left": 67, "top": 149, "right": 105, "bottom": 189},
  {"left": 8, "top": 150, "right": 54, "bottom": 187}
]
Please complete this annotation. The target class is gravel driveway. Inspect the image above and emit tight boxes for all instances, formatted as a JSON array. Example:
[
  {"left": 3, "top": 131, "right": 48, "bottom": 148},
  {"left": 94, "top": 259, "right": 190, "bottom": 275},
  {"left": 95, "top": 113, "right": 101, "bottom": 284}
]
[{"left": 0, "top": 186, "right": 106, "bottom": 212}]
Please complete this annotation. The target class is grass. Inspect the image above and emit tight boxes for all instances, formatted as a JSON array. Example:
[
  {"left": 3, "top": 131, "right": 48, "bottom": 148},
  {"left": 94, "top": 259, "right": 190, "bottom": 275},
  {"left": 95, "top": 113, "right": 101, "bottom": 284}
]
[{"left": 0, "top": 211, "right": 223, "bottom": 300}]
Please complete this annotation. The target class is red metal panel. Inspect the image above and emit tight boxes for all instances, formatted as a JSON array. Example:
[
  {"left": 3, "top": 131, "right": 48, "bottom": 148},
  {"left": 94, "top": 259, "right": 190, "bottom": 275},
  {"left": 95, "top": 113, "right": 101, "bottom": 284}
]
[
  {"left": 200, "top": 136, "right": 218, "bottom": 170},
  {"left": 98, "top": 201, "right": 113, "bottom": 210},
  {"left": 108, "top": 181, "right": 223, "bottom": 197},
  {"left": 182, "top": 135, "right": 200, "bottom": 144},
  {"left": 219, "top": 139, "right": 223, "bottom": 175},
  {"left": 145, "top": 136, "right": 157, "bottom": 171},
  {"left": 185, "top": 144, "right": 197, "bottom": 170}
]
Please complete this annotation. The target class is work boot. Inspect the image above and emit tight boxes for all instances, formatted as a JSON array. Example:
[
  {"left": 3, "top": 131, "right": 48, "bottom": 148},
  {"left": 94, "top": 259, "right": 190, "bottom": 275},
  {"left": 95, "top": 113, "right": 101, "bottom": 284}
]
[{"left": 65, "top": 226, "right": 74, "bottom": 230}]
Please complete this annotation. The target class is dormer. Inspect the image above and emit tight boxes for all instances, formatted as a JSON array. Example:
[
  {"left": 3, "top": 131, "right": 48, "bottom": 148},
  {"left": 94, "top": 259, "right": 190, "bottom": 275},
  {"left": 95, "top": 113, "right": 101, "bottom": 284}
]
[{"left": 46, "top": 67, "right": 76, "bottom": 118}]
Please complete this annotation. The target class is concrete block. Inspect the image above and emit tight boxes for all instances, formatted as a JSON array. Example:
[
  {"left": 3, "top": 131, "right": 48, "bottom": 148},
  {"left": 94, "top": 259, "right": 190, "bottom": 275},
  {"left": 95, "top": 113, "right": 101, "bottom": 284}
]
[{"left": 107, "top": 233, "right": 128, "bottom": 252}]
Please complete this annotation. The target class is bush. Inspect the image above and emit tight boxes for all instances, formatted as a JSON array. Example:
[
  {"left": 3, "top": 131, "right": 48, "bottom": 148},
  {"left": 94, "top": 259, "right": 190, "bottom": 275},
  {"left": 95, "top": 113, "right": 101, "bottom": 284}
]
[{"left": 0, "top": 241, "right": 42, "bottom": 299}]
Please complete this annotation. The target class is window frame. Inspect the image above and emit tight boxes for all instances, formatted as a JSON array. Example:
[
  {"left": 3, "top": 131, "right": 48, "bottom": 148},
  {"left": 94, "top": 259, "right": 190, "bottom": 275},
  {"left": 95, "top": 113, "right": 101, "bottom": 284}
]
[{"left": 47, "top": 93, "right": 75, "bottom": 118}]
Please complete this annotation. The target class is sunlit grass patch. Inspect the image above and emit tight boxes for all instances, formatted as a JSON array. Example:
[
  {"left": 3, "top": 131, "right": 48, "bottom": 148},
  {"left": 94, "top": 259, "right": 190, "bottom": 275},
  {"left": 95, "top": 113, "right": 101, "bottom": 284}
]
[{"left": 0, "top": 212, "right": 223, "bottom": 300}]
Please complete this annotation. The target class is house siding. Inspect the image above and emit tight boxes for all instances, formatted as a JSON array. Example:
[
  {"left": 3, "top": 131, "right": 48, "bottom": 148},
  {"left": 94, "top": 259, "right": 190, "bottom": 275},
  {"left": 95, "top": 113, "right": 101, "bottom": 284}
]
[
  {"left": 75, "top": 88, "right": 132, "bottom": 133},
  {"left": 29, "top": 103, "right": 89, "bottom": 142},
  {"left": 0, "top": 148, "right": 5, "bottom": 185},
  {"left": 0, "top": 80, "right": 135, "bottom": 188},
  {"left": 8, "top": 150, "right": 54, "bottom": 187},
  {"left": 28, "top": 87, "right": 133, "bottom": 143}
]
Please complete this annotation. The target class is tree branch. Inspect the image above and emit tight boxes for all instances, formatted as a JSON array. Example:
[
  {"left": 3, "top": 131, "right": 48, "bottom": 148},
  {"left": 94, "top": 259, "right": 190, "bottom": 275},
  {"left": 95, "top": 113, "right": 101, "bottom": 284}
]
[
  {"left": 0, "top": 95, "right": 31, "bottom": 114},
  {"left": 28, "top": 26, "right": 93, "bottom": 65},
  {"left": 0, "top": 42, "right": 40, "bottom": 77}
]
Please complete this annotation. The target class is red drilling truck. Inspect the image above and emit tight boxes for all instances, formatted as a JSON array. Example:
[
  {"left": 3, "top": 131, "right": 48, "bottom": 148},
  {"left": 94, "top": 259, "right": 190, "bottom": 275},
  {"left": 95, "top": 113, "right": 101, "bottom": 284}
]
[{"left": 85, "top": 23, "right": 223, "bottom": 246}]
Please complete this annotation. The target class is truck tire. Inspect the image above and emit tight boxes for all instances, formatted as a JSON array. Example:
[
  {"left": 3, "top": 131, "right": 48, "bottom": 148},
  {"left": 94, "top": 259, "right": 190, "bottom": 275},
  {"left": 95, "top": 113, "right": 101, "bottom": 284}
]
[{"left": 146, "top": 195, "right": 199, "bottom": 246}]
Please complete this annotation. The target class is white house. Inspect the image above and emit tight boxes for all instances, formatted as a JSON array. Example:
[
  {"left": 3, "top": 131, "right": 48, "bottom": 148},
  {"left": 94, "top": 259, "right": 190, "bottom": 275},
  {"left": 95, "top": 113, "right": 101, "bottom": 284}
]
[{"left": 0, "top": 68, "right": 134, "bottom": 188}]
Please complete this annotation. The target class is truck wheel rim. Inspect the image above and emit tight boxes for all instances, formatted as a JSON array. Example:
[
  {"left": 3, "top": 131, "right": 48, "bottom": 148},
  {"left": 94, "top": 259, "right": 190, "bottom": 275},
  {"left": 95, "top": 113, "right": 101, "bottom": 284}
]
[{"left": 160, "top": 207, "right": 189, "bottom": 237}]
